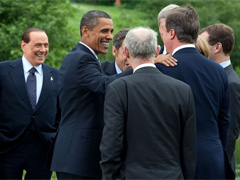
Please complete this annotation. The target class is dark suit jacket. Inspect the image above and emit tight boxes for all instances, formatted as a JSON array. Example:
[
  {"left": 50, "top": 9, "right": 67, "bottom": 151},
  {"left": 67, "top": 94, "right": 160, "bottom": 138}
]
[
  {"left": 0, "top": 58, "right": 59, "bottom": 155},
  {"left": 156, "top": 48, "right": 234, "bottom": 179},
  {"left": 100, "top": 67, "right": 196, "bottom": 179},
  {"left": 50, "top": 43, "right": 132, "bottom": 178},
  {"left": 225, "top": 64, "right": 240, "bottom": 173},
  {"left": 101, "top": 60, "right": 117, "bottom": 75}
]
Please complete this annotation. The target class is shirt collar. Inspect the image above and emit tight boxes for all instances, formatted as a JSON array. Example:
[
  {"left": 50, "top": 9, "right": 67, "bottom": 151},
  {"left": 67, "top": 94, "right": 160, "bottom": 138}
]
[
  {"left": 133, "top": 63, "right": 156, "bottom": 73},
  {"left": 22, "top": 55, "right": 42, "bottom": 75},
  {"left": 220, "top": 60, "right": 231, "bottom": 68},
  {"left": 172, "top": 44, "right": 195, "bottom": 56},
  {"left": 115, "top": 61, "right": 122, "bottom": 74},
  {"left": 79, "top": 42, "right": 98, "bottom": 59}
]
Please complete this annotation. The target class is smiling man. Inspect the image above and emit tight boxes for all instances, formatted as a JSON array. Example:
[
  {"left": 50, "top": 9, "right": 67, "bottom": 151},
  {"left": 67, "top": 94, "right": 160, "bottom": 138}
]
[
  {"left": 50, "top": 10, "right": 132, "bottom": 179},
  {"left": 101, "top": 28, "right": 131, "bottom": 75},
  {"left": 0, "top": 28, "right": 59, "bottom": 179}
]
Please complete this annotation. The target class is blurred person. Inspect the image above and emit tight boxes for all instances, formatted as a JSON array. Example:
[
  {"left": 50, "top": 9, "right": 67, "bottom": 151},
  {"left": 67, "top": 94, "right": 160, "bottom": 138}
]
[
  {"left": 50, "top": 10, "right": 132, "bottom": 179},
  {"left": 100, "top": 26, "right": 196, "bottom": 180},
  {"left": 156, "top": 6, "right": 234, "bottom": 179},
  {"left": 157, "top": 3, "right": 179, "bottom": 55},
  {"left": 0, "top": 28, "right": 60, "bottom": 179},
  {"left": 101, "top": 28, "right": 131, "bottom": 75},
  {"left": 200, "top": 24, "right": 240, "bottom": 175},
  {"left": 195, "top": 35, "right": 210, "bottom": 58}
]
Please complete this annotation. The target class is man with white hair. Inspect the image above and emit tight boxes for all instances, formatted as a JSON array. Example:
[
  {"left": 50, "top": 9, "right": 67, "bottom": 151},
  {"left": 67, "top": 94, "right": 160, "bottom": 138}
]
[{"left": 100, "top": 26, "right": 196, "bottom": 180}]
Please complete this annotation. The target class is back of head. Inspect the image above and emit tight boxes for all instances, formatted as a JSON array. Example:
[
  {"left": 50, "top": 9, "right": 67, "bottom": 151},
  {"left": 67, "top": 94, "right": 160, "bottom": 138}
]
[
  {"left": 80, "top": 10, "right": 111, "bottom": 36},
  {"left": 200, "top": 24, "right": 234, "bottom": 56},
  {"left": 166, "top": 5, "right": 199, "bottom": 43},
  {"left": 113, "top": 28, "right": 130, "bottom": 50},
  {"left": 157, "top": 4, "right": 179, "bottom": 26},
  {"left": 125, "top": 26, "right": 157, "bottom": 61},
  {"left": 195, "top": 35, "right": 210, "bottom": 58}
]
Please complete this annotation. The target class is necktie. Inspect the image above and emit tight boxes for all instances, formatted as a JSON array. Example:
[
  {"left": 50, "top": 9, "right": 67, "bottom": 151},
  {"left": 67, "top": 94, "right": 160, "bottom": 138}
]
[{"left": 26, "top": 67, "right": 36, "bottom": 110}]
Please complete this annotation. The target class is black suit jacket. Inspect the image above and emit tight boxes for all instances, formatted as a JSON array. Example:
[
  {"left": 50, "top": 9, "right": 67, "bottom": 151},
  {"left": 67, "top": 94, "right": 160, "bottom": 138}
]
[
  {"left": 50, "top": 43, "right": 132, "bottom": 178},
  {"left": 225, "top": 64, "right": 240, "bottom": 173},
  {"left": 0, "top": 58, "right": 59, "bottom": 155},
  {"left": 100, "top": 67, "right": 196, "bottom": 179},
  {"left": 101, "top": 60, "right": 117, "bottom": 75}
]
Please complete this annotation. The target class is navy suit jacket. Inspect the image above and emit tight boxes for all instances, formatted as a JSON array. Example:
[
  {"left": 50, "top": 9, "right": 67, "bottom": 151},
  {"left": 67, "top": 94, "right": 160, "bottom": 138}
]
[
  {"left": 50, "top": 43, "right": 132, "bottom": 178},
  {"left": 225, "top": 64, "right": 240, "bottom": 173},
  {"left": 156, "top": 47, "right": 234, "bottom": 179},
  {"left": 101, "top": 60, "right": 117, "bottom": 75},
  {"left": 0, "top": 58, "right": 59, "bottom": 155}
]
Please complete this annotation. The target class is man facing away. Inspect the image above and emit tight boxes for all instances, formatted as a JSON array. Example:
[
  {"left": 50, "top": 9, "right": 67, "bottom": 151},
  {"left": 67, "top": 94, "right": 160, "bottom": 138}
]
[
  {"left": 200, "top": 24, "right": 240, "bottom": 176},
  {"left": 0, "top": 28, "right": 59, "bottom": 179},
  {"left": 156, "top": 6, "right": 234, "bottom": 179},
  {"left": 100, "top": 26, "right": 196, "bottom": 180},
  {"left": 101, "top": 28, "right": 131, "bottom": 75},
  {"left": 50, "top": 10, "right": 132, "bottom": 179}
]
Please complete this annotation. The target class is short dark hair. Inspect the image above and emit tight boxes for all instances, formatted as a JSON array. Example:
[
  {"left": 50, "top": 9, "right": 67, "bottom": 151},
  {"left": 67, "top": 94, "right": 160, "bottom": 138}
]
[
  {"left": 21, "top": 28, "right": 45, "bottom": 43},
  {"left": 200, "top": 24, "right": 234, "bottom": 55},
  {"left": 113, "top": 28, "right": 129, "bottom": 50},
  {"left": 80, "top": 10, "right": 111, "bottom": 36},
  {"left": 165, "top": 6, "right": 199, "bottom": 43}
]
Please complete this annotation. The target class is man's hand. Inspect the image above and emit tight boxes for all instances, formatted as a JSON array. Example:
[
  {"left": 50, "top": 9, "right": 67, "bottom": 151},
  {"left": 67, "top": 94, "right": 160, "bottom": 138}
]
[{"left": 154, "top": 54, "right": 178, "bottom": 67}]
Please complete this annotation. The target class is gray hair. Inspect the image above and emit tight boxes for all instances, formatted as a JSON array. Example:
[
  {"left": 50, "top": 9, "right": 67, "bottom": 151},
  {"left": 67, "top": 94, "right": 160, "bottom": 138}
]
[
  {"left": 157, "top": 4, "right": 179, "bottom": 26},
  {"left": 80, "top": 10, "right": 111, "bottom": 36},
  {"left": 124, "top": 26, "right": 158, "bottom": 61}
]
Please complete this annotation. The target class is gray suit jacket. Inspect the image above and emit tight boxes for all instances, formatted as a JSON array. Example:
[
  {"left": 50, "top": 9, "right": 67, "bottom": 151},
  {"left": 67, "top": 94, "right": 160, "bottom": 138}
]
[
  {"left": 225, "top": 64, "right": 240, "bottom": 173},
  {"left": 100, "top": 67, "right": 196, "bottom": 179}
]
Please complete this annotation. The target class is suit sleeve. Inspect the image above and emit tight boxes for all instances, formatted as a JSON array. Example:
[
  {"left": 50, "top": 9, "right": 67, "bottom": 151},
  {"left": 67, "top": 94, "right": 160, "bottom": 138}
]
[
  {"left": 182, "top": 88, "right": 196, "bottom": 179},
  {"left": 77, "top": 54, "right": 132, "bottom": 93},
  {"left": 218, "top": 76, "right": 231, "bottom": 148},
  {"left": 100, "top": 81, "right": 126, "bottom": 180}
]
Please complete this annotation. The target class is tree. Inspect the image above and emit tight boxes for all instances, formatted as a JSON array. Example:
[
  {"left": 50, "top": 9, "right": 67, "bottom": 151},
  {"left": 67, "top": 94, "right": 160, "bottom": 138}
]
[{"left": 0, "top": 0, "right": 75, "bottom": 68}]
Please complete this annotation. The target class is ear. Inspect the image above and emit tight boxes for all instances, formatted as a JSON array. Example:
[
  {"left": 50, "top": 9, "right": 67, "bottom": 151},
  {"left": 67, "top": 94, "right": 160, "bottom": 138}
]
[
  {"left": 169, "top": 29, "right": 176, "bottom": 40},
  {"left": 155, "top": 45, "right": 161, "bottom": 58},
  {"left": 112, "top": 46, "right": 117, "bottom": 56},
  {"left": 215, "top": 42, "right": 222, "bottom": 53},
  {"left": 124, "top": 46, "right": 130, "bottom": 59},
  {"left": 81, "top": 26, "right": 89, "bottom": 36},
  {"left": 21, "top": 40, "right": 26, "bottom": 53}
]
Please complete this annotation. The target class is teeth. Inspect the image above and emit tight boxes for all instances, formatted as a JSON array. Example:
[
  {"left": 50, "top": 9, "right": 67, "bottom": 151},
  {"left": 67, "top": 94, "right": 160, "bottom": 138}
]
[
  {"left": 102, "top": 43, "right": 109, "bottom": 47},
  {"left": 36, "top": 54, "right": 45, "bottom": 58}
]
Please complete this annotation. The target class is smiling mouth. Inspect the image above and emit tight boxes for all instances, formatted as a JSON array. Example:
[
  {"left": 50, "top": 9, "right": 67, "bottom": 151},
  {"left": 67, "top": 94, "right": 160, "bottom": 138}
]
[
  {"left": 36, "top": 54, "right": 45, "bottom": 58},
  {"left": 102, "top": 42, "right": 109, "bottom": 48}
]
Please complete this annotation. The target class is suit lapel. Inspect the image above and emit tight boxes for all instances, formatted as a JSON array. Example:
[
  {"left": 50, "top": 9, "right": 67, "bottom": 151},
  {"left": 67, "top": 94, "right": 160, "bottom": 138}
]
[
  {"left": 9, "top": 59, "right": 31, "bottom": 107},
  {"left": 107, "top": 61, "right": 117, "bottom": 75},
  {"left": 35, "top": 64, "right": 52, "bottom": 111}
]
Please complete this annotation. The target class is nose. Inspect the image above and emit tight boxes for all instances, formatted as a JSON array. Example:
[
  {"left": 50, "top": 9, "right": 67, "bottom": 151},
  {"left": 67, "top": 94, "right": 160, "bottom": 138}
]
[
  {"left": 106, "top": 31, "right": 113, "bottom": 40},
  {"left": 39, "top": 45, "right": 46, "bottom": 52}
]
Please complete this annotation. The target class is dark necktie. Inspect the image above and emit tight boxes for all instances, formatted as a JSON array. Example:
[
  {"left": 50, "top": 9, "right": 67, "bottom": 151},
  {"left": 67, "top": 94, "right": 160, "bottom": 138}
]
[{"left": 26, "top": 67, "right": 36, "bottom": 110}]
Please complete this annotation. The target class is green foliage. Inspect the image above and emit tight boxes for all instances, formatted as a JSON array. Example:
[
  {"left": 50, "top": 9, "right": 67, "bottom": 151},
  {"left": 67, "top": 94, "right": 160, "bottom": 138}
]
[
  {"left": 0, "top": 0, "right": 75, "bottom": 68},
  {"left": 133, "top": 0, "right": 240, "bottom": 68}
]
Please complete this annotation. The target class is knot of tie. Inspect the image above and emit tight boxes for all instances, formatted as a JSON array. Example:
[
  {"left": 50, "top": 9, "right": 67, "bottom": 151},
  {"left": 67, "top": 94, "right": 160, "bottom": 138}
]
[{"left": 29, "top": 67, "right": 36, "bottom": 75}]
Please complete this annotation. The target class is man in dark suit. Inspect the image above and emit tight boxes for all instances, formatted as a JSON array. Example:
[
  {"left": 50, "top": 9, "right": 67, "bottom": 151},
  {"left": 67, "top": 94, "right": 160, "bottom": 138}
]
[
  {"left": 156, "top": 6, "right": 234, "bottom": 179},
  {"left": 101, "top": 28, "right": 130, "bottom": 75},
  {"left": 200, "top": 23, "right": 240, "bottom": 176},
  {"left": 100, "top": 26, "right": 196, "bottom": 180},
  {"left": 0, "top": 28, "right": 59, "bottom": 179},
  {"left": 50, "top": 10, "right": 132, "bottom": 179}
]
